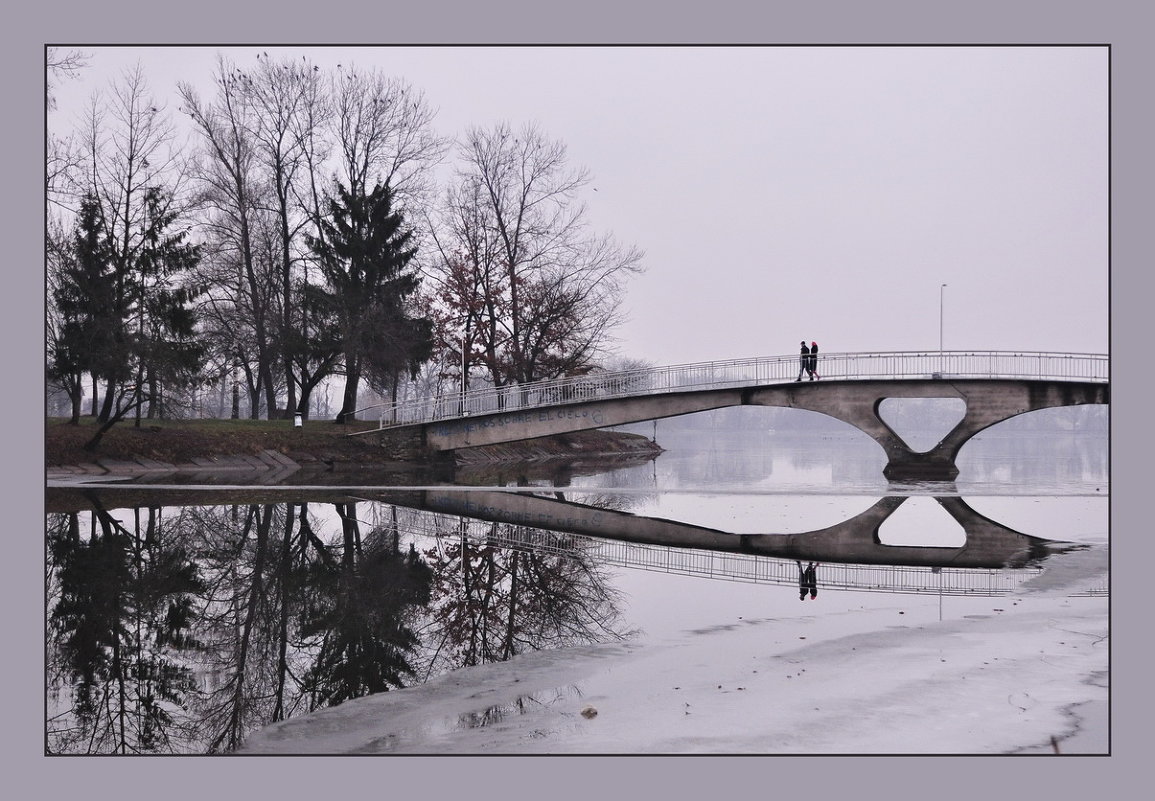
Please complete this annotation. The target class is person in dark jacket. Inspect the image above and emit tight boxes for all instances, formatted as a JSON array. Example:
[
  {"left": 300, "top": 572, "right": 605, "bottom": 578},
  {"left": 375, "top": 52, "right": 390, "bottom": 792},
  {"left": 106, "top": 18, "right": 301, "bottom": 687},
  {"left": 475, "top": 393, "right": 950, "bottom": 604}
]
[
  {"left": 795, "top": 341, "right": 810, "bottom": 382},
  {"left": 809, "top": 341, "right": 820, "bottom": 380},
  {"left": 796, "top": 561, "right": 818, "bottom": 600}
]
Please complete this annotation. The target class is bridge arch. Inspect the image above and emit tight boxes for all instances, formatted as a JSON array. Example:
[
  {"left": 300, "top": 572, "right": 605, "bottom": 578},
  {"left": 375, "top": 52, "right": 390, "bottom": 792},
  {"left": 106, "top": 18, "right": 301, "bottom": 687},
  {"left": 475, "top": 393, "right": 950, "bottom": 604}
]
[
  {"left": 746, "top": 379, "right": 1108, "bottom": 479},
  {"left": 379, "top": 378, "right": 1107, "bottom": 480},
  {"left": 358, "top": 351, "right": 1108, "bottom": 481}
]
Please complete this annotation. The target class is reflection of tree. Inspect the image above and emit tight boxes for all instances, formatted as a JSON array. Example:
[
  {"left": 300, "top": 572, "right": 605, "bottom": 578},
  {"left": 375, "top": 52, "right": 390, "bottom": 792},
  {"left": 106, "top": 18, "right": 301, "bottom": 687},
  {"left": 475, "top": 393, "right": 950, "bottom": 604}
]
[
  {"left": 299, "top": 502, "right": 432, "bottom": 708},
  {"left": 418, "top": 516, "right": 625, "bottom": 680},
  {"left": 193, "top": 503, "right": 287, "bottom": 753},
  {"left": 46, "top": 496, "right": 623, "bottom": 753},
  {"left": 46, "top": 501, "right": 204, "bottom": 754}
]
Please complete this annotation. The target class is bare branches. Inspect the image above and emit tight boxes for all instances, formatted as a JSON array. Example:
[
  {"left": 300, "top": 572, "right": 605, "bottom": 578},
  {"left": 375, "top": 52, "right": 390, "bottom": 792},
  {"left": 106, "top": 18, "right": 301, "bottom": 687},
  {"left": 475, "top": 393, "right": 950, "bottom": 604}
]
[
  {"left": 46, "top": 46, "right": 88, "bottom": 111},
  {"left": 48, "top": 52, "right": 643, "bottom": 424},
  {"left": 431, "top": 122, "right": 645, "bottom": 386},
  {"left": 330, "top": 68, "right": 449, "bottom": 210}
]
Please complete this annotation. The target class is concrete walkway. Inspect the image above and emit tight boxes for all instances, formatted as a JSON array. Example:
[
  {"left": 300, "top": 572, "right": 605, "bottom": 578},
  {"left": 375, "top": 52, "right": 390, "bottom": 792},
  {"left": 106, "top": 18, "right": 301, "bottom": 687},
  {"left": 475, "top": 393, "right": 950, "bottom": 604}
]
[{"left": 46, "top": 449, "right": 302, "bottom": 482}]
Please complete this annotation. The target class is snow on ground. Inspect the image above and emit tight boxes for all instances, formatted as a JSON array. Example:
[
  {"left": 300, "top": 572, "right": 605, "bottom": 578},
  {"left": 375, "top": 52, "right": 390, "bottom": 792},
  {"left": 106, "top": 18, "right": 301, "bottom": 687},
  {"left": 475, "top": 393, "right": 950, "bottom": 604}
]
[{"left": 240, "top": 548, "right": 1108, "bottom": 755}]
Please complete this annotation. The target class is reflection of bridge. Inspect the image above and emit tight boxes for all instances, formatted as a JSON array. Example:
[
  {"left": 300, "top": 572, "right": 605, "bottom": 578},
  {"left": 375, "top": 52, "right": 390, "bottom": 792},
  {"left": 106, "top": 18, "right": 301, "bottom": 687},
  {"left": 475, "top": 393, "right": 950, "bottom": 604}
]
[
  {"left": 370, "top": 488, "right": 1081, "bottom": 569},
  {"left": 365, "top": 498, "right": 1107, "bottom": 598},
  {"left": 355, "top": 351, "right": 1109, "bottom": 480}
]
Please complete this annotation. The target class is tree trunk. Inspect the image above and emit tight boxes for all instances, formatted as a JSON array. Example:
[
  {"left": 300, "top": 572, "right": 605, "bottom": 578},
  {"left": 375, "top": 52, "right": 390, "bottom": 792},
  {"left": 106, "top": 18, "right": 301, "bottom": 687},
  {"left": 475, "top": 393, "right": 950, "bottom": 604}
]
[
  {"left": 83, "top": 395, "right": 143, "bottom": 452},
  {"left": 296, "top": 389, "right": 312, "bottom": 421},
  {"left": 146, "top": 371, "right": 159, "bottom": 419},
  {"left": 283, "top": 363, "right": 298, "bottom": 421},
  {"left": 98, "top": 380, "right": 115, "bottom": 423},
  {"left": 503, "top": 549, "right": 520, "bottom": 660},
  {"left": 261, "top": 359, "right": 278, "bottom": 421},
  {"left": 336, "top": 363, "right": 360, "bottom": 423},
  {"left": 68, "top": 387, "right": 82, "bottom": 425}
]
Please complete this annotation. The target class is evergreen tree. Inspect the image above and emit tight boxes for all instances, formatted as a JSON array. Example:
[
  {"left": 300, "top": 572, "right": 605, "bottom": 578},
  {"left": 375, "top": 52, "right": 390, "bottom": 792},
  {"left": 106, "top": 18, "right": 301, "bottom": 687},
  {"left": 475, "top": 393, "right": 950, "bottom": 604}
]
[
  {"left": 81, "top": 186, "right": 203, "bottom": 451},
  {"left": 49, "top": 193, "right": 116, "bottom": 423},
  {"left": 306, "top": 181, "right": 433, "bottom": 422},
  {"left": 131, "top": 187, "right": 204, "bottom": 422}
]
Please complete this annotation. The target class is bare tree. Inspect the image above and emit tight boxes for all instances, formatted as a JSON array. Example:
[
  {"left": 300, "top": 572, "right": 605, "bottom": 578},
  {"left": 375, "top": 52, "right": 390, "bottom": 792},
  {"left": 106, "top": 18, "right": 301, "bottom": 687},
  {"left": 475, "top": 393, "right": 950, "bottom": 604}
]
[
  {"left": 429, "top": 122, "right": 644, "bottom": 390},
  {"left": 180, "top": 57, "right": 281, "bottom": 418},
  {"left": 425, "top": 174, "right": 508, "bottom": 394},
  {"left": 46, "top": 46, "right": 88, "bottom": 111},
  {"left": 329, "top": 66, "right": 448, "bottom": 211},
  {"left": 243, "top": 54, "right": 329, "bottom": 418},
  {"left": 46, "top": 47, "right": 89, "bottom": 209},
  {"left": 68, "top": 64, "right": 200, "bottom": 434}
]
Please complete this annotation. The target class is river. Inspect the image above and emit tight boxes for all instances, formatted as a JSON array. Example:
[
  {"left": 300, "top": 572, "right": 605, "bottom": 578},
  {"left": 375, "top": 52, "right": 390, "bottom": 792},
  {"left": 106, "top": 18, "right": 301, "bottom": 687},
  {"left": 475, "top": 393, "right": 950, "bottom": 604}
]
[{"left": 44, "top": 403, "right": 1108, "bottom": 754}]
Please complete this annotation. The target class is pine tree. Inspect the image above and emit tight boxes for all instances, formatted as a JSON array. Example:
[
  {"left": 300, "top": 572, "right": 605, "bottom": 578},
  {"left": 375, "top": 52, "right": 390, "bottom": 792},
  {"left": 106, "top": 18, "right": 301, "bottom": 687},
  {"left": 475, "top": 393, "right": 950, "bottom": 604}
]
[
  {"left": 50, "top": 193, "right": 116, "bottom": 423},
  {"left": 79, "top": 186, "right": 203, "bottom": 451},
  {"left": 306, "top": 181, "right": 433, "bottom": 422}
]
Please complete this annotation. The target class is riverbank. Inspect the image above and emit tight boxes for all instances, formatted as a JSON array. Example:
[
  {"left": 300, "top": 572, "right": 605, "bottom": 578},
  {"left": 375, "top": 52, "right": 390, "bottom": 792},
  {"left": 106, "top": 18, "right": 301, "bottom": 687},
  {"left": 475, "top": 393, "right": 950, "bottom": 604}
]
[
  {"left": 45, "top": 417, "right": 662, "bottom": 478},
  {"left": 240, "top": 548, "right": 1108, "bottom": 755}
]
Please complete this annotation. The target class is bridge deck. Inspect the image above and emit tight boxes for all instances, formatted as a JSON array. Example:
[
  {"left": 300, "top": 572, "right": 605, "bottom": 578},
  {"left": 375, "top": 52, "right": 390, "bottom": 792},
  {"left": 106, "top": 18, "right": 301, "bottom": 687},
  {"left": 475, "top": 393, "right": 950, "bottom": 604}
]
[{"left": 355, "top": 350, "right": 1108, "bottom": 432}]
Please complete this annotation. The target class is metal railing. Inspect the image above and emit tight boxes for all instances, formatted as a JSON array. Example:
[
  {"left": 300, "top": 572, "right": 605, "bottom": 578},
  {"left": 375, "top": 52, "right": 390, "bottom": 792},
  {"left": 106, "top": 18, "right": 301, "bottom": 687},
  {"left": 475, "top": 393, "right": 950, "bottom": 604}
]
[
  {"left": 357, "top": 350, "right": 1109, "bottom": 430},
  {"left": 377, "top": 504, "right": 1108, "bottom": 597}
]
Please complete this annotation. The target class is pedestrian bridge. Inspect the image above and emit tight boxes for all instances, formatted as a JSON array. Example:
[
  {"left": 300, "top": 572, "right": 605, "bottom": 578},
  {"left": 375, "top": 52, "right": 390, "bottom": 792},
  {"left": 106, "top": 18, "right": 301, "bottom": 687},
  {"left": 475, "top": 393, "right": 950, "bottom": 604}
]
[
  {"left": 355, "top": 351, "right": 1109, "bottom": 480},
  {"left": 356, "top": 490, "right": 1108, "bottom": 598}
]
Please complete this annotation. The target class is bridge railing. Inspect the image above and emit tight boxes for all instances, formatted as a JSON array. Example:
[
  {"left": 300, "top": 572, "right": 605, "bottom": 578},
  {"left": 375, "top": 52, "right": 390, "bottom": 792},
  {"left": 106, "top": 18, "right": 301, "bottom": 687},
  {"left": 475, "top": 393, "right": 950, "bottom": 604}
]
[
  {"left": 375, "top": 503, "right": 1108, "bottom": 597},
  {"left": 358, "top": 350, "right": 1108, "bottom": 430}
]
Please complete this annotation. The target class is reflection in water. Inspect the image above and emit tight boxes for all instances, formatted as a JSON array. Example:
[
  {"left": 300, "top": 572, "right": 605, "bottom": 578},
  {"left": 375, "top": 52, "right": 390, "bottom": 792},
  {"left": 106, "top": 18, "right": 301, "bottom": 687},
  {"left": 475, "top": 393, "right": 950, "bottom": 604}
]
[
  {"left": 404, "top": 488, "right": 1083, "bottom": 569},
  {"left": 47, "top": 499, "right": 204, "bottom": 755},
  {"left": 297, "top": 502, "right": 432, "bottom": 712},
  {"left": 46, "top": 495, "right": 626, "bottom": 754},
  {"left": 45, "top": 408, "right": 1107, "bottom": 754},
  {"left": 46, "top": 485, "right": 1102, "bottom": 754},
  {"left": 419, "top": 514, "right": 626, "bottom": 682}
]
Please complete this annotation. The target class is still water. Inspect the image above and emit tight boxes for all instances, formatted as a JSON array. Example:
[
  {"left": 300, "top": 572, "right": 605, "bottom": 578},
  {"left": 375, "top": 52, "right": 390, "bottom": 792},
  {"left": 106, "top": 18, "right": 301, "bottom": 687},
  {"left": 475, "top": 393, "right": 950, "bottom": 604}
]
[{"left": 44, "top": 406, "right": 1108, "bottom": 754}]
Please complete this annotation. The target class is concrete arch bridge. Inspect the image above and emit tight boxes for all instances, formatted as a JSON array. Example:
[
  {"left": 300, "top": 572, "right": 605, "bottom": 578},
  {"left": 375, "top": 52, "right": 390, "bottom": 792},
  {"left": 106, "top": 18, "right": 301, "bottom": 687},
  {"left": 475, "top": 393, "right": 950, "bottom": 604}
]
[
  {"left": 356, "top": 350, "right": 1108, "bottom": 480},
  {"left": 357, "top": 489, "right": 1107, "bottom": 597}
]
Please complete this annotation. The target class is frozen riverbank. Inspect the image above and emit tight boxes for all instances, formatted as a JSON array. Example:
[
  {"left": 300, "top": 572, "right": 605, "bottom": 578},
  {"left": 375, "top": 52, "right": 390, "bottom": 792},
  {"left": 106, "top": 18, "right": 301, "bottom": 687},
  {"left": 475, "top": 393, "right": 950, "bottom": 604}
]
[{"left": 241, "top": 549, "right": 1107, "bottom": 755}]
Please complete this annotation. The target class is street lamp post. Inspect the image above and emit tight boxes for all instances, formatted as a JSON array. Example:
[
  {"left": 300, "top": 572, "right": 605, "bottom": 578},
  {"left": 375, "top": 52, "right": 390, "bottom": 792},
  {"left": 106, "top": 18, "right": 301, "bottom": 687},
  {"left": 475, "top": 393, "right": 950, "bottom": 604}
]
[
  {"left": 460, "top": 333, "right": 467, "bottom": 416},
  {"left": 939, "top": 283, "right": 947, "bottom": 370}
]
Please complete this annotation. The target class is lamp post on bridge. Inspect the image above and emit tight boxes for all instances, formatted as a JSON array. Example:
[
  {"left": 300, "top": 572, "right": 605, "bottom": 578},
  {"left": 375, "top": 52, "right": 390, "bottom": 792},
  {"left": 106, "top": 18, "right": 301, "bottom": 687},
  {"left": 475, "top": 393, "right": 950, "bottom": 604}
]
[
  {"left": 460, "top": 333, "right": 467, "bottom": 416},
  {"left": 939, "top": 283, "right": 947, "bottom": 374}
]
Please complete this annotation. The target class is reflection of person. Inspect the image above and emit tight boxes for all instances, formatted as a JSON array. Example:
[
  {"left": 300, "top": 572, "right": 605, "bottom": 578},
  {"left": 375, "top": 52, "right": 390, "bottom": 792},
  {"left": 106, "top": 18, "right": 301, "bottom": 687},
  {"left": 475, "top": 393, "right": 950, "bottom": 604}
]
[
  {"left": 796, "top": 561, "right": 819, "bottom": 600},
  {"left": 809, "top": 341, "right": 820, "bottom": 380},
  {"left": 795, "top": 341, "right": 810, "bottom": 382}
]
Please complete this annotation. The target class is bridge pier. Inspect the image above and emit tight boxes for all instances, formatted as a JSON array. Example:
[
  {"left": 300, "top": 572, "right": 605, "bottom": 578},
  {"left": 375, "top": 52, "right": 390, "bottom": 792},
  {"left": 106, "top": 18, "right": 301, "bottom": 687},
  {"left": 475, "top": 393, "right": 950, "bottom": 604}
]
[
  {"left": 750, "top": 380, "right": 1108, "bottom": 483},
  {"left": 373, "top": 377, "right": 1107, "bottom": 482},
  {"left": 881, "top": 453, "right": 959, "bottom": 481}
]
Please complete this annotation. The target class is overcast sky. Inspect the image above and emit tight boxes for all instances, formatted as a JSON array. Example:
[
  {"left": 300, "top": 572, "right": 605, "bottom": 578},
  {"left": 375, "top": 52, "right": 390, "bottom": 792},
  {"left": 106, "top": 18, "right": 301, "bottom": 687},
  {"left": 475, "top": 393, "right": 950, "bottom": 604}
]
[{"left": 49, "top": 45, "right": 1108, "bottom": 367}]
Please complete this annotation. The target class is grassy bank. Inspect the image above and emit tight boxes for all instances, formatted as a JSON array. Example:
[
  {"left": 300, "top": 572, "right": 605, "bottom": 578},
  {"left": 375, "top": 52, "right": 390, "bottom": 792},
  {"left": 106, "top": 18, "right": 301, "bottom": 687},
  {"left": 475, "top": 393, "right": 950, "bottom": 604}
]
[
  {"left": 46, "top": 416, "right": 390, "bottom": 468},
  {"left": 46, "top": 417, "right": 662, "bottom": 469}
]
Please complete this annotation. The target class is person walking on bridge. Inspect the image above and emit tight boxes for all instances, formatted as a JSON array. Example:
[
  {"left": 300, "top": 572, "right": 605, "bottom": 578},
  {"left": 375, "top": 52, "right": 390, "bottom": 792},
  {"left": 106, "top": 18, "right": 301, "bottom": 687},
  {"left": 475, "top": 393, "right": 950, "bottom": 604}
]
[
  {"left": 795, "top": 341, "right": 810, "bottom": 381},
  {"left": 797, "top": 561, "right": 819, "bottom": 600},
  {"left": 809, "top": 341, "right": 820, "bottom": 380}
]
